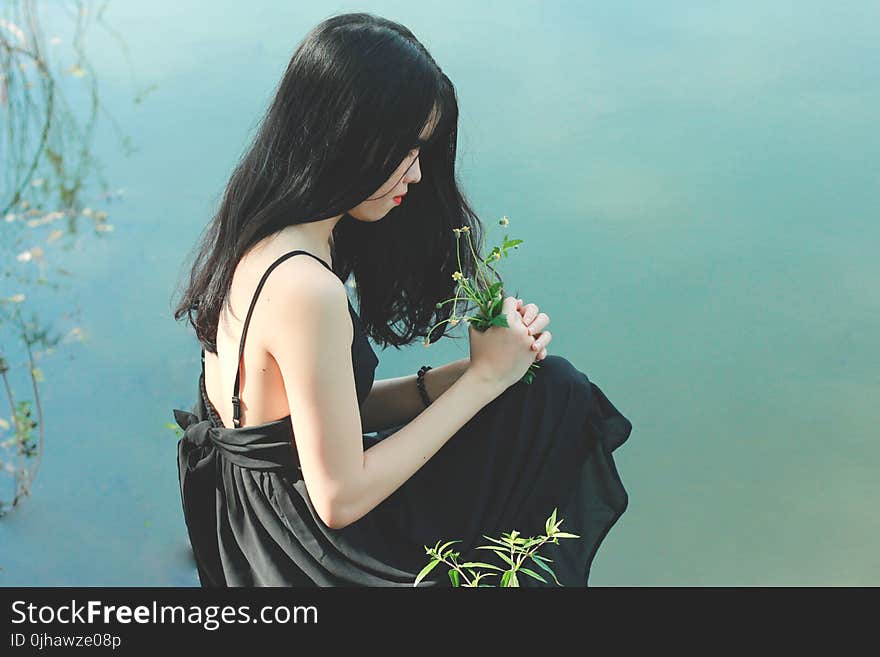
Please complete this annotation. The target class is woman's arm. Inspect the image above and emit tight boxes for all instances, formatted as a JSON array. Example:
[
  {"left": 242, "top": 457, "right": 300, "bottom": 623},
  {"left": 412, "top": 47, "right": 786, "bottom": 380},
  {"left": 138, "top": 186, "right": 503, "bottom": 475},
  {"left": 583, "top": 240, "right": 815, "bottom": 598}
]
[
  {"left": 359, "top": 357, "right": 470, "bottom": 433},
  {"left": 265, "top": 258, "right": 507, "bottom": 532}
]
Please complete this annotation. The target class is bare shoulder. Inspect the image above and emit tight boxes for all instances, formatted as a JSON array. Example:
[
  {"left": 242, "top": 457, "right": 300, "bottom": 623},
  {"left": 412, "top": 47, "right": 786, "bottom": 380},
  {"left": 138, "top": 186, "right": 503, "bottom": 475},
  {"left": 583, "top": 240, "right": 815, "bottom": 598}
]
[
  {"left": 258, "top": 254, "right": 352, "bottom": 351},
  {"left": 253, "top": 254, "right": 361, "bottom": 529}
]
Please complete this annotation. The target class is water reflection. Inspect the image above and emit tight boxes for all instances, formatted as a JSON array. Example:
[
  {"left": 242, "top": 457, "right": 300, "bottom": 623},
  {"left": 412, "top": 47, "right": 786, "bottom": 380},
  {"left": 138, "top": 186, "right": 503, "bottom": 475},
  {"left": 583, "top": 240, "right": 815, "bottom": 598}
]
[{"left": 0, "top": 0, "right": 142, "bottom": 516}]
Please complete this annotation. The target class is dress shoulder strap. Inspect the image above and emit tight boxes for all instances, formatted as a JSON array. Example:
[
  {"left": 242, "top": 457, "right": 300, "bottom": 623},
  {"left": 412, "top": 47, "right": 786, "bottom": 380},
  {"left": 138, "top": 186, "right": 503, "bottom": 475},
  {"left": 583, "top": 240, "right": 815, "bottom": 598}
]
[{"left": 230, "top": 249, "right": 333, "bottom": 428}]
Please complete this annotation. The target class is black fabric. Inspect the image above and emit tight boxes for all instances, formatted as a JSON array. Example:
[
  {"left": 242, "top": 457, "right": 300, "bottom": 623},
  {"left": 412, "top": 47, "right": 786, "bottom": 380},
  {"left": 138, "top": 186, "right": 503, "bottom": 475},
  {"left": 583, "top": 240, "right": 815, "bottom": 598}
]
[{"left": 174, "top": 249, "right": 632, "bottom": 587}]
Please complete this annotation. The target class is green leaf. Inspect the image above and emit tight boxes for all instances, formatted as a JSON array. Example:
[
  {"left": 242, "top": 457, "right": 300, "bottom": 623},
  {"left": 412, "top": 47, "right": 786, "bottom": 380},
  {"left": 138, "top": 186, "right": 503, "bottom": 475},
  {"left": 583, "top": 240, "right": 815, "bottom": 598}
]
[
  {"left": 519, "top": 567, "right": 548, "bottom": 583},
  {"left": 553, "top": 532, "right": 581, "bottom": 539},
  {"left": 500, "top": 570, "right": 511, "bottom": 587},
  {"left": 448, "top": 569, "right": 460, "bottom": 587},
  {"left": 474, "top": 546, "right": 515, "bottom": 567},
  {"left": 545, "top": 508, "right": 558, "bottom": 535},
  {"left": 480, "top": 534, "right": 512, "bottom": 547},
  {"left": 509, "top": 572, "right": 520, "bottom": 587},
  {"left": 437, "top": 540, "right": 461, "bottom": 554},
  {"left": 414, "top": 559, "right": 441, "bottom": 586},
  {"left": 474, "top": 572, "right": 499, "bottom": 584},
  {"left": 489, "top": 314, "right": 508, "bottom": 328},
  {"left": 529, "top": 554, "right": 560, "bottom": 586},
  {"left": 460, "top": 561, "right": 504, "bottom": 571}
]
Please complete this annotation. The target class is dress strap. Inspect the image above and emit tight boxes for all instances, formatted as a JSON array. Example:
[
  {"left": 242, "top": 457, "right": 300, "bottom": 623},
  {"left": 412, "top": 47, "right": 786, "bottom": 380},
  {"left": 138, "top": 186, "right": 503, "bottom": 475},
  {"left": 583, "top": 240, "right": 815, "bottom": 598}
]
[{"left": 231, "top": 249, "right": 333, "bottom": 428}]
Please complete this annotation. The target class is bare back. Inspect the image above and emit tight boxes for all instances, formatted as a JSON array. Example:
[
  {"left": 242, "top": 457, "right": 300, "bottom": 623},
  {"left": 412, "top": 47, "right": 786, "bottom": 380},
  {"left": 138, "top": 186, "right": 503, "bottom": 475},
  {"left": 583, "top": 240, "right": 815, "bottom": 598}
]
[{"left": 203, "top": 237, "right": 339, "bottom": 429}]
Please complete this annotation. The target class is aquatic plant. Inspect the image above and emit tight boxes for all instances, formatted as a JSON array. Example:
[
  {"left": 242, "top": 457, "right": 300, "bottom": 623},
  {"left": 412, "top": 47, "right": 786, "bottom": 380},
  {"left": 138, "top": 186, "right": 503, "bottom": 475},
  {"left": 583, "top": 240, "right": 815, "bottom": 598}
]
[{"left": 1, "top": 0, "right": 146, "bottom": 516}]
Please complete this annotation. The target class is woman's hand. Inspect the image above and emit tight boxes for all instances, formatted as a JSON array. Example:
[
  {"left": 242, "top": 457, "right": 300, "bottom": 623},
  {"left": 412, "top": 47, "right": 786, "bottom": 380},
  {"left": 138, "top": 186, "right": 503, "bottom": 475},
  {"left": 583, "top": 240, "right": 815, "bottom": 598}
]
[
  {"left": 515, "top": 298, "right": 552, "bottom": 361},
  {"left": 466, "top": 296, "right": 542, "bottom": 390}
]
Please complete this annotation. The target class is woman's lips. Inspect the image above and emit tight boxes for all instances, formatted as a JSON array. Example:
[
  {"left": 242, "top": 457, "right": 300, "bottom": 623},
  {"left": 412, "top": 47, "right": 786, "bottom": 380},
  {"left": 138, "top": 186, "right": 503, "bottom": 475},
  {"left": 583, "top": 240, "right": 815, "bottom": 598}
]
[{"left": 392, "top": 195, "right": 403, "bottom": 204}]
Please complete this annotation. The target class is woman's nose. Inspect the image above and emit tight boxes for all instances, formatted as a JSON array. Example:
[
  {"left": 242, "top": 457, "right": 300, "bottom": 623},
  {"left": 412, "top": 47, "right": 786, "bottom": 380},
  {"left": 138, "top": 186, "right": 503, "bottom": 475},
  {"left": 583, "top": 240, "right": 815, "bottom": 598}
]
[{"left": 404, "top": 156, "right": 422, "bottom": 185}]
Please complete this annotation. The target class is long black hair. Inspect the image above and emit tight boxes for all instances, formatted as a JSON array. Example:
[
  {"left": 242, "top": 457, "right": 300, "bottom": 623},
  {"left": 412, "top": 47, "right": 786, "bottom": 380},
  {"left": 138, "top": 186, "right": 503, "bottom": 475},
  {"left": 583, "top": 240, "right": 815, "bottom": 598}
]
[{"left": 172, "top": 12, "right": 492, "bottom": 353}]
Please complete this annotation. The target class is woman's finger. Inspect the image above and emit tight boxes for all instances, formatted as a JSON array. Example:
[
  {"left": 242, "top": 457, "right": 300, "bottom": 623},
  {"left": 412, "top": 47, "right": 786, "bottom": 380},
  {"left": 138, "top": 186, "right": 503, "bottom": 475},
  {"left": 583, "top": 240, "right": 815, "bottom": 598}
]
[
  {"left": 538, "top": 347, "right": 548, "bottom": 360},
  {"left": 521, "top": 303, "right": 540, "bottom": 326},
  {"left": 526, "top": 312, "right": 550, "bottom": 336},
  {"left": 531, "top": 330, "right": 552, "bottom": 351}
]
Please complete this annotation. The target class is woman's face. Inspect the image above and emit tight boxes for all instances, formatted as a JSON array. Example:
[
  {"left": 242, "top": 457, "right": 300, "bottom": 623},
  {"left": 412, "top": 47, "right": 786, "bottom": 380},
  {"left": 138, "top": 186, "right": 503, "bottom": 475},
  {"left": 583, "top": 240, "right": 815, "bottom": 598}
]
[{"left": 347, "top": 110, "right": 439, "bottom": 222}]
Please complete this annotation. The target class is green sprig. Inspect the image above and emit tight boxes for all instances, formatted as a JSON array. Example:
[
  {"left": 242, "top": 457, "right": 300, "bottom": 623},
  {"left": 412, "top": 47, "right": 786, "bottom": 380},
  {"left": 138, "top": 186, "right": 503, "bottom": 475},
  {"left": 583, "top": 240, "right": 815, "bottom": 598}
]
[
  {"left": 414, "top": 508, "right": 580, "bottom": 587},
  {"left": 424, "top": 217, "right": 541, "bottom": 385}
]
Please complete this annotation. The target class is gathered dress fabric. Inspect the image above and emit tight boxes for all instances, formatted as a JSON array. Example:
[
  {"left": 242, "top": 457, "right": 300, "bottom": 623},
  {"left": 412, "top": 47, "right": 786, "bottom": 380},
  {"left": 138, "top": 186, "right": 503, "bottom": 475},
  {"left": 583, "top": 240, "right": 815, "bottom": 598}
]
[{"left": 174, "top": 250, "right": 632, "bottom": 587}]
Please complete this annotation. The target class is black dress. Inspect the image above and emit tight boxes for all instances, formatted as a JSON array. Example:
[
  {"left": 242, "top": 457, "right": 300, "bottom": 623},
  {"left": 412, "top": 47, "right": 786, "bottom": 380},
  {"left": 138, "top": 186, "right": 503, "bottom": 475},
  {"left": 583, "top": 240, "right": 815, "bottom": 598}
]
[{"left": 174, "top": 249, "right": 632, "bottom": 587}]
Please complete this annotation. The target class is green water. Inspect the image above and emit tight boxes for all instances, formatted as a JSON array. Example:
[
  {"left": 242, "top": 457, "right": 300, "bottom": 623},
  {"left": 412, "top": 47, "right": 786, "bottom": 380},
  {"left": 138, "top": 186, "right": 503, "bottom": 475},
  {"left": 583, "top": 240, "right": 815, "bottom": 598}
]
[{"left": 1, "top": 0, "right": 877, "bottom": 585}]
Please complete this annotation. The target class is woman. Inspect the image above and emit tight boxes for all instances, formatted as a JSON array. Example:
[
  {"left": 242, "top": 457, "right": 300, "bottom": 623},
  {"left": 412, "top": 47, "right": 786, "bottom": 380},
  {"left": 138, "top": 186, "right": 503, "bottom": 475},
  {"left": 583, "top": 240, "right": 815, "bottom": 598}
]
[{"left": 171, "top": 12, "right": 632, "bottom": 587}]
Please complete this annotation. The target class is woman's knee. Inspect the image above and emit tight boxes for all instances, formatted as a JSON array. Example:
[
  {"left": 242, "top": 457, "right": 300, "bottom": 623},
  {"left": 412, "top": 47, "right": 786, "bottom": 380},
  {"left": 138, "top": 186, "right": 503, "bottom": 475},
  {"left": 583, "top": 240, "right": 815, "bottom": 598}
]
[
  {"left": 527, "top": 354, "right": 590, "bottom": 399},
  {"left": 534, "top": 354, "right": 583, "bottom": 385}
]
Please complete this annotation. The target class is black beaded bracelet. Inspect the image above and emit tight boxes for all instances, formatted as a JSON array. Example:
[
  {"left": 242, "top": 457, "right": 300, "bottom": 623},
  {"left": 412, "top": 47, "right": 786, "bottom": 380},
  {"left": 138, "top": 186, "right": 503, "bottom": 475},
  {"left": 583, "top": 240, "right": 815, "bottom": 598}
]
[{"left": 416, "top": 365, "right": 433, "bottom": 408}]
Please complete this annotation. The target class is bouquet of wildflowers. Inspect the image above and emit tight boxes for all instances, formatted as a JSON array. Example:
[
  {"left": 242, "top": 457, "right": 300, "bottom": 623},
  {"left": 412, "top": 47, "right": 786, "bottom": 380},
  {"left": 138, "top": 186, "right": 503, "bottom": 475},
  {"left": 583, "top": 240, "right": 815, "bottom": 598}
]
[{"left": 424, "top": 216, "right": 540, "bottom": 384}]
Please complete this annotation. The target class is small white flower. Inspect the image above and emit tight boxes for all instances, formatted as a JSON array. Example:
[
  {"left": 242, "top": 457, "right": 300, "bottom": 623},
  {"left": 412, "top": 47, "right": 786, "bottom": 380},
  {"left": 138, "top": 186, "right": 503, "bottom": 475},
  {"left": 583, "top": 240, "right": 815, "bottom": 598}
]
[
  {"left": 65, "top": 64, "right": 87, "bottom": 78},
  {"left": 16, "top": 250, "right": 33, "bottom": 262},
  {"left": 63, "top": 327, "right": 85, "bottom": 344},
  {"left": 0, "top": 19, "right": 26, "bottom": 44}
]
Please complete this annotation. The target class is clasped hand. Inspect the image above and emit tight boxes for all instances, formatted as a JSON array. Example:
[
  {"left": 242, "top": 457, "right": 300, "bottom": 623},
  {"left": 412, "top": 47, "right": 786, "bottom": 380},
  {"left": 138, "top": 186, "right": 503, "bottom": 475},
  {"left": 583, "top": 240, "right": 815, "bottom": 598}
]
[{"left": 515, "top": 298, "right": 551, "bottom": 361}]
